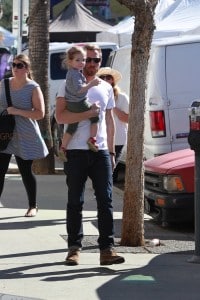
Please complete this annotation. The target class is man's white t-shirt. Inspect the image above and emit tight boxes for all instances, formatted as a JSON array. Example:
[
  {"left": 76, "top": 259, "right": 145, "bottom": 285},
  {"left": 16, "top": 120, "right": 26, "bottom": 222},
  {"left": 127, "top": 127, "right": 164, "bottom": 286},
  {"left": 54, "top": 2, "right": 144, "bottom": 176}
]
[{"left": 57, "top": 79, "right": 115, "bottom": 150}]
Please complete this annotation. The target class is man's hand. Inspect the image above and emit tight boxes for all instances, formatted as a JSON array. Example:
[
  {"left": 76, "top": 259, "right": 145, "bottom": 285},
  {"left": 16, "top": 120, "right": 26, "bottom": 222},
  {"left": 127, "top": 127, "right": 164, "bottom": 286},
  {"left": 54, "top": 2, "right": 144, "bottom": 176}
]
[
  {"left": 56, "top": 97, "right": 100, "bottom": 124},
  {"left": 110, "top": 154, "right": 116, "bottom": 171},
  {"left": 89, "top": 102, "right": 100, "bottom": 118}
]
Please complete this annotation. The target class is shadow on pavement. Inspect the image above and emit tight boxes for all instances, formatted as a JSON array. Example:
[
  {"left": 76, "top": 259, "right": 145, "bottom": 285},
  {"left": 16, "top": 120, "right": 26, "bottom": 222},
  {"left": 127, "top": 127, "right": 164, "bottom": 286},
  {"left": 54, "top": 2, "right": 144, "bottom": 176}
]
[
  {"left": 96, "top": 251, "right": 200, "bottom": 300},
  {"left": 0, "top": 214, "right": 66, "bottom": 230},
  {"left": 1, "top": 250, "right": 198, "bottom": 300}
]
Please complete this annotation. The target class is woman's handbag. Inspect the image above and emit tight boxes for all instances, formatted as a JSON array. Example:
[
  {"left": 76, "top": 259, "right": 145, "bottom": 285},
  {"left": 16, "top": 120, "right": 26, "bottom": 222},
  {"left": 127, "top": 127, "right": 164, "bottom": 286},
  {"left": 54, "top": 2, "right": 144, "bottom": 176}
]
[{"left": 0, "top": 78, "right": 15, "bottom": 151}]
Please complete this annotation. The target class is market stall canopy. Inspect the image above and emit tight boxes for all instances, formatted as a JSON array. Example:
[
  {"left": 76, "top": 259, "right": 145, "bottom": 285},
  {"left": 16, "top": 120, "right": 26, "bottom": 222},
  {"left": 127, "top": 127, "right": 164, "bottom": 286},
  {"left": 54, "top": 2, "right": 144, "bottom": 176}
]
[
  {"left": 154, "top": 0, "right": 200, "bottom": 39},
  {"left": 97, "top": 0, "right": 200, "bottom": 46},
  {"left": 49, "top": 0, "right": 112, "bottom": 42}
]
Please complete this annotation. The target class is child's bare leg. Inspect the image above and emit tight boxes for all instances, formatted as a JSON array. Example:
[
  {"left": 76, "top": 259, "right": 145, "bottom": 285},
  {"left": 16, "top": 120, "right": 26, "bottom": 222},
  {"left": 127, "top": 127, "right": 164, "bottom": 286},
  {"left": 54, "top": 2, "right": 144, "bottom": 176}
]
[
  {"left": 90, "top": 123, "right": 98, "bottom": 139},
  {"left": 58, "top": 132, "right": 72, "bottom": 162}
]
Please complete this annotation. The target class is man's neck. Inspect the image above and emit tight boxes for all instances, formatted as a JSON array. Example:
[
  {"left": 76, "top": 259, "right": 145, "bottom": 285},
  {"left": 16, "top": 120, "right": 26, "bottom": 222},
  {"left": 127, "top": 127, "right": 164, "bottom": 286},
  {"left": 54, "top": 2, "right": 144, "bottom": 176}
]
[{"left": 85, "top": 75, "right": 95, "bottom": 83}]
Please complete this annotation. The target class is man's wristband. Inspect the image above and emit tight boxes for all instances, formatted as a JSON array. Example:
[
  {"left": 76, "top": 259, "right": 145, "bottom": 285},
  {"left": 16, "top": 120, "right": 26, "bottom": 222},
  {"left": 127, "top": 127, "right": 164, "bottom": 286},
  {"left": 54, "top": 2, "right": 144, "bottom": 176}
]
[{"left": 109, "top": 152, "right": 115, "bottom": 156}]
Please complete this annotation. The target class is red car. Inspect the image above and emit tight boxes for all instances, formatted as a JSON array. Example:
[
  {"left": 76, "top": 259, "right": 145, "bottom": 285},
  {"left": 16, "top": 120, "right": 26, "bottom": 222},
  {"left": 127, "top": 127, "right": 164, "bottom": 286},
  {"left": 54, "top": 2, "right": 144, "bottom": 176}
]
[{"left": 144, "top": 148, "right": 194, "bottom": 226}]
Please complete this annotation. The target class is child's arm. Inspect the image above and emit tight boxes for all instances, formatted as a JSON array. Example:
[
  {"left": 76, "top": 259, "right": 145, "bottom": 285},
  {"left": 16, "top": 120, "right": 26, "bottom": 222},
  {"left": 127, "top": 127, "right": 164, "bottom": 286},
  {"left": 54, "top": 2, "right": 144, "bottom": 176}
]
[{"left": 78, "top": 78, "right": 101, "bottom": 94}]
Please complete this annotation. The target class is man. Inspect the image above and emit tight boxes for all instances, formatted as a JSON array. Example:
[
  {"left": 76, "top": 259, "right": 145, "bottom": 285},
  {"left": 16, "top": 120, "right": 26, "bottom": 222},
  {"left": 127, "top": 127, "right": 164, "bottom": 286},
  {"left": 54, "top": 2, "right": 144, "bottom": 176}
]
[{"left": 56, "top": 44, "right": 125, "bottom": 266}]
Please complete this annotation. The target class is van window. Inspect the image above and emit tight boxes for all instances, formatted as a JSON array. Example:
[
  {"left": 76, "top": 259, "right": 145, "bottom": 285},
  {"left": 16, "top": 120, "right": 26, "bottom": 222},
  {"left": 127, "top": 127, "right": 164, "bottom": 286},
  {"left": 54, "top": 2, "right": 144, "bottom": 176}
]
[
  {"left": 50, "top": 52, "right": 66, "bottom": 80},
  {"left": 50, "top": 48, "right": 114, "bottom": 81},
  {"left": 101, "top": 48, "right": 113, "bottom": 67}
]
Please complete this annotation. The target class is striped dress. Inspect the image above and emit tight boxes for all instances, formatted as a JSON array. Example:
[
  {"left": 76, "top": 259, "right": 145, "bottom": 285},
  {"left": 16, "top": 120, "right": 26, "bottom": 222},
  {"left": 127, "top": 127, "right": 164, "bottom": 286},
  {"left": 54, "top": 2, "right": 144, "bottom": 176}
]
[{"left": 0, "top": 78, "right": 48, "bottom": 160}]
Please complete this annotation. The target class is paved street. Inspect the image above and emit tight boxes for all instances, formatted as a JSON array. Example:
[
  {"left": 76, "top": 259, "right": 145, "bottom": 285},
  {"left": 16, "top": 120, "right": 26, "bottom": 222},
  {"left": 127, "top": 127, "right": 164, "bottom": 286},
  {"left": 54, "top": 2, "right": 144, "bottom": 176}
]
[{"left": 0, "top": 159, "right": 199, "bottom": 300}]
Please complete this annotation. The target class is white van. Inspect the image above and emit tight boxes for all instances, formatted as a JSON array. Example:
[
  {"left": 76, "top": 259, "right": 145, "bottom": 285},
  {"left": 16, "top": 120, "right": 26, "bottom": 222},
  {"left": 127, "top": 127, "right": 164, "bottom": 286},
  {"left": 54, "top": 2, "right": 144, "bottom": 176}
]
[
  {"left": 46, "top": 42, "right": 118, "bottom": 153},
  {"left": 108, "top": 35, "right": 200, "bottom": 160}
]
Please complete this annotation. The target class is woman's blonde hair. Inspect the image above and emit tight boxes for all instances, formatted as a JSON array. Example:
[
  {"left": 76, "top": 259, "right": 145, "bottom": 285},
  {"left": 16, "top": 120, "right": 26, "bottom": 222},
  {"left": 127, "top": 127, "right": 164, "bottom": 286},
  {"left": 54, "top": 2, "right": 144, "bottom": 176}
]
[
  {"left": 14, "top": 54, "right": 33, "bottom": 79},
  {"left": 112, "top": 83, "right": 121, "bottom": 100}
]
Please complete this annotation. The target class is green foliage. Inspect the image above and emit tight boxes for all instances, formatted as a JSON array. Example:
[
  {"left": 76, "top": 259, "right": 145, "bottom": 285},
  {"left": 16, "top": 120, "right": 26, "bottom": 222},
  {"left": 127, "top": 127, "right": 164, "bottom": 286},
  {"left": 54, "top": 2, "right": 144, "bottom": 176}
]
[
  {"left": 111, "top": 0, "right": 130, "bottom": 17},
  {"left": 53, "top": 0, "right": 130, "bottom": 20},
  {"left": 0, "top": 0, "right": 12, "bottom": 31}
]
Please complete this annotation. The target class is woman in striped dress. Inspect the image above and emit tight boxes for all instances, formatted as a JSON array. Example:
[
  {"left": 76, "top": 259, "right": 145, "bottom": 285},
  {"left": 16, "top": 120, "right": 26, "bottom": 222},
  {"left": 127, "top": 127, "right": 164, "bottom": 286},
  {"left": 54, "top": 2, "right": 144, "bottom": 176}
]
[{"left": 0, "top": 54, "right": 48, "bottom": 217}]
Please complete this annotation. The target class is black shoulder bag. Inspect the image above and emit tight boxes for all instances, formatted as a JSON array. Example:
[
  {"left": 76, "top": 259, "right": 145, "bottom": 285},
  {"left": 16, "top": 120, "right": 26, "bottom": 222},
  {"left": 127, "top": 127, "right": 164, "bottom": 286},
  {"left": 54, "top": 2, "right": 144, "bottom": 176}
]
[{"left": 0, "top": 78, "right": 16, "bottom": 151}]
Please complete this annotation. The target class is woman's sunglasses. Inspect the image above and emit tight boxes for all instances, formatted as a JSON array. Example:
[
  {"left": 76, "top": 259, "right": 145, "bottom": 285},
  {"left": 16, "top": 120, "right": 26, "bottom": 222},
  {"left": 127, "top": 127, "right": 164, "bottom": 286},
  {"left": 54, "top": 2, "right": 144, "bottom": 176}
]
[
  {"left": 86, "top": 57, "right": 101, "bottom": 63},
  {"left": 12, "top": 62, "right": 26, "bottom": 69},
  {"left": 99, "top": 75, "right": 113, "bottom": 80}
]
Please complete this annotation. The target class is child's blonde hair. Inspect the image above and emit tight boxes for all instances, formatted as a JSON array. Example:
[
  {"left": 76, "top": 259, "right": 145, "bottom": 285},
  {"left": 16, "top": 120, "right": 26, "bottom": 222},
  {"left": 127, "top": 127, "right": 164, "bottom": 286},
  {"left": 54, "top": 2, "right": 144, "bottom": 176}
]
[{"left": 63, "top": 46, "right": 86, "bottom": 68}]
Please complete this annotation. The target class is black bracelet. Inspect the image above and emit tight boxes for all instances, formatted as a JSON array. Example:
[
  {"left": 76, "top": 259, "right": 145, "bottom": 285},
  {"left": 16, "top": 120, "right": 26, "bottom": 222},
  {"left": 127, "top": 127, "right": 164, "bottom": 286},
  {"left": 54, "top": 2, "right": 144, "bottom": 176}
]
[{"left": 109, "top": 152, "right": 115, "bottom": 156}]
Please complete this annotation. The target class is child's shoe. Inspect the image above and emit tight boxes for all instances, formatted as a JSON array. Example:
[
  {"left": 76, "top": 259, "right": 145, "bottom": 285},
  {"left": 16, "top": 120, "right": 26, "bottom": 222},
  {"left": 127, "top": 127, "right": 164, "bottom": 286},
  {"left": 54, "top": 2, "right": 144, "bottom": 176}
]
[
  {"left": 58, "top": 146, "right": 67, "bottom": 162},
  {"left": 87, "top": 137, "right": 99, "bottom": 152}
]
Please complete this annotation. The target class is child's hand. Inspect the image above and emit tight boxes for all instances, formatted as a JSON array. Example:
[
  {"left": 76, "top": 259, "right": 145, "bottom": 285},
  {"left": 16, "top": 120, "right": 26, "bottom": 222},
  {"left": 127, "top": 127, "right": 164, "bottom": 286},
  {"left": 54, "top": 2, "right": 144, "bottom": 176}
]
[{"left": 90, "top": 78, "right": 101, "bottom": 87}]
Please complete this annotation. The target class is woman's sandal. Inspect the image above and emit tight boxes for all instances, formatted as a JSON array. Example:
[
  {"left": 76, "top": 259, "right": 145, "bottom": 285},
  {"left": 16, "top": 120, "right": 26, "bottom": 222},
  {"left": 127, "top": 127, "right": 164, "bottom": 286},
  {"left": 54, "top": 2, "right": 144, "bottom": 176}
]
[{"left": 25, "top": 207, "right": 38, "bottom": 217}]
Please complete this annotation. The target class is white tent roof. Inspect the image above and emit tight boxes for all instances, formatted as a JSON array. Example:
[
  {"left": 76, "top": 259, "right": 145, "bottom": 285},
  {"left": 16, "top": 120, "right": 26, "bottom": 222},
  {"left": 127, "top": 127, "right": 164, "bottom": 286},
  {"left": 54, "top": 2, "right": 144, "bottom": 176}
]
[
  {"left": 154, "top": 0, "right": 176, "bottom": 22},
  {"left": 105, "top": 0, "right": 175, "bottom": 34},
  {"left": 107, "top": 16, "right": 134, "bottom": 35},
  {"left": 184, "top": 25, "right": 200, "bottom": 35},
  {"left": 154, "top": 0, "right": 200, "bottom": 38},
  {"left": 97, "top": 0, "right": 200, "bottom": 46}
]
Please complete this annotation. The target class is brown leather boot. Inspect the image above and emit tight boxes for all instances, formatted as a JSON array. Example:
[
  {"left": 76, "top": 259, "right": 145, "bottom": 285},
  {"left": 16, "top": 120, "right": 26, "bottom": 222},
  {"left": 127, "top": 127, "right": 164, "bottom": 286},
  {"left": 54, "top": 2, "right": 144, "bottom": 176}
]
[
  {"left": 65, "top": 249, "right": 80, "bottom": 266},
  {"left": 100, "top": 248, "right": 125, "bottom": 265}
]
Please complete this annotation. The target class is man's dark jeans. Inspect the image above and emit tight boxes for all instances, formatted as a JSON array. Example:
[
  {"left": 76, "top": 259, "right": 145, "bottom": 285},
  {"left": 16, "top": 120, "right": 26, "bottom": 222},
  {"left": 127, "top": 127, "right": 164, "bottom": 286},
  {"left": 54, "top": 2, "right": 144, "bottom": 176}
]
[{"left": 64, "top": 149, "right": 114, "bottom": 250}]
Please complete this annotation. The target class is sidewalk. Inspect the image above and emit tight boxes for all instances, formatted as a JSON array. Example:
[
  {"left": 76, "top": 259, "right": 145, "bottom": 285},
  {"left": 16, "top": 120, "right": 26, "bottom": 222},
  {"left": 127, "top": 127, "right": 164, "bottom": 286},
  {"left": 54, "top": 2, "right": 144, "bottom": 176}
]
[{"left": 0, "top": 158, "right": 199, "bottom": 300}]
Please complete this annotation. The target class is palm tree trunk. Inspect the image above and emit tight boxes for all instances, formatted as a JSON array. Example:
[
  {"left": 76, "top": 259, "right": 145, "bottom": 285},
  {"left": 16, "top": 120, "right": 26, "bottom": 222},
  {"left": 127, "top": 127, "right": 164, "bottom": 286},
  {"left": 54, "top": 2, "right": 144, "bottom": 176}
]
[
  {"left": 117, "top": 0, "right": 158, "bottom": 246},
  {"left": 28, "top": 0, "right": 55, "bottom": 174}
]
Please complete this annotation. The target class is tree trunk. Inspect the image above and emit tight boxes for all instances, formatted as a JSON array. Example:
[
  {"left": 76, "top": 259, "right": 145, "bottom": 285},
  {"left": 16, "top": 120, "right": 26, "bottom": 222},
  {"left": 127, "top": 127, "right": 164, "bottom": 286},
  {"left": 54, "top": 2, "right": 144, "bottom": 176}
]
[
  {"left": 117, "top": 0, "right": 158, "bottom": 246},
  {"left": 28, "top": 0, "right": 55, "bottom": 174}
]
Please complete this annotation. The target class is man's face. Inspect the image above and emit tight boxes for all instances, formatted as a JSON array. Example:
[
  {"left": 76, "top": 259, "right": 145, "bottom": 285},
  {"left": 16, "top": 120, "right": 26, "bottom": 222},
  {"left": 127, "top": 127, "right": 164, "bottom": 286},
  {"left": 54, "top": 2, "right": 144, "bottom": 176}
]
[{"left": 84, "top": 49, "right": 102, "bottom": 77}]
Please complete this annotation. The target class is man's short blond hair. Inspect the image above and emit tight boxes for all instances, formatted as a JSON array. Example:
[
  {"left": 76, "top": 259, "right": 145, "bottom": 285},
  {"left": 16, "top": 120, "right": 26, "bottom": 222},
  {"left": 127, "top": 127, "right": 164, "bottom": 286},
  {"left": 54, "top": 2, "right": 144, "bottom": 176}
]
[{"left": 83, "top": 44, "right": 102, "bottom": 58}]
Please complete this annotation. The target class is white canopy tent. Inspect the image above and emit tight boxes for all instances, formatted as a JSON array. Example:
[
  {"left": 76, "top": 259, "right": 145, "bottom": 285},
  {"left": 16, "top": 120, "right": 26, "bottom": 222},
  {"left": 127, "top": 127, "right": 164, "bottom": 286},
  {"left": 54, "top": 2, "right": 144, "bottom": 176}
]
[
  {"left": 154, "top": 0, "right": 200, "bottom": 39},
  {"left": 97, "top": 0, "right": 200, "bottom": 46},
  {"left": 184, "top": 25, "right": 200, "bottom": 35},
  {"left": 96, "top": 16, "right": 134, "bottom": 46}
]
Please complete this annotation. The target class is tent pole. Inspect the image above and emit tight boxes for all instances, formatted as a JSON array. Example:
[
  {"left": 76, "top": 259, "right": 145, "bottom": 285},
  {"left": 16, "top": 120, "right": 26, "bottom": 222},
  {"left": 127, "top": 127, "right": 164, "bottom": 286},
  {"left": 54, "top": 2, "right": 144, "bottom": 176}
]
[{"left": 17, "top": 0, "right": 22, "bottom": 54}]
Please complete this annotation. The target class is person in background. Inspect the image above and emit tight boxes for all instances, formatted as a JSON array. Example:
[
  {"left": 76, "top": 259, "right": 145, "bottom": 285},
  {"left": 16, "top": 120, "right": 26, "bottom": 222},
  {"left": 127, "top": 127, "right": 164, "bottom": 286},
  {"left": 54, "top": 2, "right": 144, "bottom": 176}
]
[
  {"left": 97, "top": 67, "right": 129, "bottom": 183},
  {"left": 56, "top": 44, "right": 125, "bottom": 266},
  {"left": 58, "top": 46, "right": 100, "bottom": 162},
  {"left": 0, "top": 54, "right": 48, "bottom": 217}
]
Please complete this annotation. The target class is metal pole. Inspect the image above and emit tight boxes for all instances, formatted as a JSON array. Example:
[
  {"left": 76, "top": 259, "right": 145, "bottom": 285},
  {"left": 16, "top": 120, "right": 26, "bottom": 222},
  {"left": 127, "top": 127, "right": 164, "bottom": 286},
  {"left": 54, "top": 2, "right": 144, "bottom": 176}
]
[
  {"left": 188, "top": 151, "right": 200, "bottom": 263},
  {"left": 0, "top": 0, "right": 3, "bottom": 20},
  {"left": 17, "top": 0, "right": 22, "bottom": 54}
]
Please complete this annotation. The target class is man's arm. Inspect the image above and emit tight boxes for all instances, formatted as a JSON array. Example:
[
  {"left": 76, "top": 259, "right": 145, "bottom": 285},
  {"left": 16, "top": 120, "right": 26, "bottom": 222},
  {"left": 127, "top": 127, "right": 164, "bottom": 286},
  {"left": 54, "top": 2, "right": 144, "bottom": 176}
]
[
  {"left": 106, "top": 108, "right": 115, "bottom": 152},
  {"left": 106, "top": 108, "right": 115, "bottom": 169},
  {"left": 56, "top": 96, "right": 99, "bottom": 124}
]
